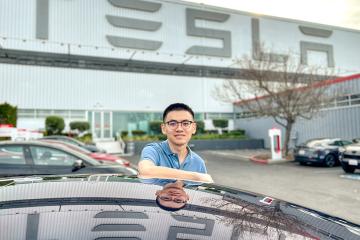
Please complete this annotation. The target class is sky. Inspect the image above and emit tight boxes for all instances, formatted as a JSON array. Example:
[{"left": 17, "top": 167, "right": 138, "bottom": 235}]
[{"left": 187, "top": 0, "right": 360, "bottom": 30}]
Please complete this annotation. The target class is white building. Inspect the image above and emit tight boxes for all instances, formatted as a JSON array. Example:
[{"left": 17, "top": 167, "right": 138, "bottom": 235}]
[{"left": 1, "top": 0, "right": 360, "bottom": 140}]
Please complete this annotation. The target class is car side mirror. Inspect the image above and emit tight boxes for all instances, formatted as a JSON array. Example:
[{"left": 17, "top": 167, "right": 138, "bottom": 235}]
[{"left": 72, "top": 159, "right": 84, "bottom": 171}]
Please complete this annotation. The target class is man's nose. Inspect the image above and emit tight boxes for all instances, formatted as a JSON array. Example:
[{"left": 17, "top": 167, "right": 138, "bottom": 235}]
[{"left": 175, "top": 123, "right": 184, "bottom": 131}]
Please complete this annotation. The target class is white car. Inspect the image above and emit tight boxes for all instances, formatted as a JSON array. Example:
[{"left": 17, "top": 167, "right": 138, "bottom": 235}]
[{"left": 340, "top": 143, "right": 360, "bottom": 173}]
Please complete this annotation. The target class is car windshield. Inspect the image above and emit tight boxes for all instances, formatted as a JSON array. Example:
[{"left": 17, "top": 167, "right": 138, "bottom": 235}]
[
  {"left": 303, "top": 139, "right": 329, "bottom": 147},
  {"left": 1, "top": 0, "right": 360, "bottom": 233}
]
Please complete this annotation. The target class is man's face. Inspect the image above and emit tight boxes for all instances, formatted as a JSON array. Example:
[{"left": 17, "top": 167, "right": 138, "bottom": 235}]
[
  {"left": 161, "top": 110, "right": 196, "bottom": 146},
  {"left": 155, "top": 181, "right": 189, "bottom": 209}
]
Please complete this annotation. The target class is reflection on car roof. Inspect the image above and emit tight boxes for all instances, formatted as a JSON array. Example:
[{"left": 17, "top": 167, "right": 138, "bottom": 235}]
[{"left": 0, "top": 175, "right": 359, "bottom": 239}]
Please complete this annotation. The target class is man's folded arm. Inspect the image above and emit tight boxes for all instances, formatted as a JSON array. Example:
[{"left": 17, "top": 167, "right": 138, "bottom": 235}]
[{"left": 138, "top": 160, "right": 213, "bottom": 183}]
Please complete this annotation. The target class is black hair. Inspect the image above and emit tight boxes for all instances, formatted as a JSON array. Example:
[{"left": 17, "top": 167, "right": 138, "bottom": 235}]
[
  {"left": 155, "top": 197, "right": 187, "bottom": 212},
  {"left": 162, "top": 103, "right": 195, "bottom": 121}
]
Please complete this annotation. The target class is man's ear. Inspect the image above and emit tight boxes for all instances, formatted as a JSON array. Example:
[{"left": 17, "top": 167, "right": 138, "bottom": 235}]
[
  {"left": 155, "top": 190, "right": 160, "bottom": 196},
  {"left": 161, "top": 123, "right": 166, "bottom": 135},
  {"left": 192, "top": 122, "right": 197, "bottom": 135}
]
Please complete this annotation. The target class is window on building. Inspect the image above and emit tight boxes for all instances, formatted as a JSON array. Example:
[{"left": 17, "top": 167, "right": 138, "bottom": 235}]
[{"left": 350, "top": 94, "right": 360, "bottom": 105}]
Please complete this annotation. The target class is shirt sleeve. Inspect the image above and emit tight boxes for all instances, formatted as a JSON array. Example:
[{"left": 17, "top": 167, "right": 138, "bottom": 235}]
[
  {"left": 200, "top": 161, "right": 207, "bottom": 173},
  {"left": 139, "top": 145, "right": 160, "bottom": 166}
]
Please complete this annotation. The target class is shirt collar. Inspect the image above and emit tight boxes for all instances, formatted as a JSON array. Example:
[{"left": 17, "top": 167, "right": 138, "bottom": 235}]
[{"left": 163, "top": 140, "right": 193, "bottom": 159}]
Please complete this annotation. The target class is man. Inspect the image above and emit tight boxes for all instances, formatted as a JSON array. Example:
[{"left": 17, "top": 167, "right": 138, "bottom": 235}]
[
  {"left": 138, "top": 103, "right": 213, "bottom": 186},
  {"left": 155, "top": 180, "right": 189, "bottom": 211}
]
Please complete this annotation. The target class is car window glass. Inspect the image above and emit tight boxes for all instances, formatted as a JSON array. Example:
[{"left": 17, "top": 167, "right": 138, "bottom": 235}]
[
  {"left": 0, "top": 146, "right": 26, "bottom": 164},
  {"left": 30, "top": 146, "right": 77, "bottom": 166},
  {"left": 342, "top": 141, "right": 353, "bottom": 146},
  {"left": 329, "top": 141, "right": 340, "bottom": 146}
]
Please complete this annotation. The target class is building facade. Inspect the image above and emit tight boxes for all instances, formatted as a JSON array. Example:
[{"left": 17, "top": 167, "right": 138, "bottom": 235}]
[{"left": 1, "top": 0, "right": 360, "bottom": 139}]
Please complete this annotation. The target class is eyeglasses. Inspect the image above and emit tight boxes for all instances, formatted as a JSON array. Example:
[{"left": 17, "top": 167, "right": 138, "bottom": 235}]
[
  {"left": 158, "top": 195, "right": 187, "bottom": 204},
  {"left": 165, "top": 120, "right": 194, "bottom": 130}
]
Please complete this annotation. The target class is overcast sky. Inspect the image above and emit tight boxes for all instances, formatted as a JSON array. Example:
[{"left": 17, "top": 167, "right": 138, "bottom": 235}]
[{"left": 187, "top": 0, "right": 360, "bottom": 30}]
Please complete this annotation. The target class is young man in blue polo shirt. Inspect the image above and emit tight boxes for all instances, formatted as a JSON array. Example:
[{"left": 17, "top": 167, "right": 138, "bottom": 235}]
[{"left": 138, "top": 103, "right": 213, "bottom": 186}]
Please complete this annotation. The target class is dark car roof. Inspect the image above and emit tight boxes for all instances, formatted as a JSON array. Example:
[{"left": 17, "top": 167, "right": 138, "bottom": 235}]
[{"left": 0, "top": 175, "right": 359, "bottom": 240}]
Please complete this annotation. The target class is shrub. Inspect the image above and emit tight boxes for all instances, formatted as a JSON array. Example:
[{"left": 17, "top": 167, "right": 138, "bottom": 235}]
[
  {"left": 149, "top": 121, "right": 162, "bottom": 135},
  {"left": 121, "top": 131, "right": 128, "bottom": 138},
  {"left": 212, "top": 119, "right": 228, "bottom": 129},
  {"left": 77, "top": 133, "right": 93, "bottom": 144},
  {"left": 69, "top": 121, "right": 90, "bottom": 132},
  {"left": 0, "top": 102, "right": 17, "bottom": 127},
  {"left": 45, "top": 116, "right": 65, "bottom": 135},
  {"left": 195, "top": 120, "right": 205, "bottom": 134},
  {"left": 230, "top": 129, "right": 245, "bottom": 135},
  {"left": 132, "top": 130, "right": 146, "bottom": 136},
  {"left": 204, "top": 130, "right": 218, "bottom": 134}
]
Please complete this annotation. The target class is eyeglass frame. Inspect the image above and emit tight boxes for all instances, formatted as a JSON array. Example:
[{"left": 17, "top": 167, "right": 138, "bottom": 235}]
[
  {"left": 158, "top": 195, "right": 188, "bottom": 204},
  {"left": 164, "top": 120, "right": 195, "bottom": 130}
]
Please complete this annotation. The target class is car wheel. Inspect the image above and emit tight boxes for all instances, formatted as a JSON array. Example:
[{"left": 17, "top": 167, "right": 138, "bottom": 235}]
[
  {"left": 299, "top": 161, "right": 307, "bottom": 166},
  {"left": 341, "top": 164, "right": 356, "bottom": 173},
  {"left": 324, "top": 154, "right": 336, "bottom": 167}
]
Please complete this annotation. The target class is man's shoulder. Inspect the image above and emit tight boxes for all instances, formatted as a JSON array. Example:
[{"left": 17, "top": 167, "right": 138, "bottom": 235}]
[{"left": 141, "top": 141, "right": 169, "bottom": 158}]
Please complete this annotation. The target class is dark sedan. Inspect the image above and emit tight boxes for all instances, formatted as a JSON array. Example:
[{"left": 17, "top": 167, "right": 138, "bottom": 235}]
[
  {"left": 294, "top": 138, "right": 353, "bottom": 167},
  {"left": 0, "top": 141, "right": 137, "bottom": 177},
  {"left": 40, "top": 135, "right": 103, "bottom": 153}
]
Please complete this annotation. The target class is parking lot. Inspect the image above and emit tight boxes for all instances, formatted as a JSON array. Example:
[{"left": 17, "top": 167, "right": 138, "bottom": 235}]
[{"left": 128, "top": 149, "right": 360, "bottom": 224}]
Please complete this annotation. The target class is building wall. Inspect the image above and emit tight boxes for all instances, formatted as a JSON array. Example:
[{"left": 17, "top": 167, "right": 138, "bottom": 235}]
[
  {"left": 0, "top": 0, "right": 360, "bottom": 71},
  {"left": 234, "top": 77, "right": 360, "bottom": 148},
  {"left": 0, "top": 63, "right": 231, "bottom": 112}
]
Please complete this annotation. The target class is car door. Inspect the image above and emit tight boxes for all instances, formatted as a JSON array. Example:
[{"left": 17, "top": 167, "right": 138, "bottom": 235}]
[
  {"left": 0, "top": 144, "right": 33, "bottom": 177},
  {"left": 28, "top": 145, "right": 79, "bottom": 175}
]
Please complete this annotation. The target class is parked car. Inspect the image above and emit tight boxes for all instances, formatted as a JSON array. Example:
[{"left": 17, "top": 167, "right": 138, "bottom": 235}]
[
  {"left": 40, "top": 135, "right": 103, "bottom": 153},
  {"left": 0, "top": 141, "right": 137, "bottom": 177},
  {"left": 294, "top": 138, "right": 353, "bottom": 167},
  {"left": 0, "top": 174, "right": 359, "bottom": 239},
  {"left": 39, "top": 139, "right": 133, "bottom": 168},
  {"left": 339, "top": 143, "right": 360, "bottom": 173}
]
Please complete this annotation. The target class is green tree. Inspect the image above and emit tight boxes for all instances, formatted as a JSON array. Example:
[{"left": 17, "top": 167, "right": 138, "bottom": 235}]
[
  {"left": 69, "top": 121, "right": 90, "bottom": 132},
  {"left": 195, "top": 120, "right": 205, "bottom": 134},
  {"left": 0, "top": 102, "right": 17, "bottom": 127},
  {"left": 45, "top": 116, "right": 65, "bottom": 135},
  {"left": 212, "top": 119, "right": 228, "bottom": 134},
  {"left": 149, "top": 121, "right": 162, "bottom": 135}
]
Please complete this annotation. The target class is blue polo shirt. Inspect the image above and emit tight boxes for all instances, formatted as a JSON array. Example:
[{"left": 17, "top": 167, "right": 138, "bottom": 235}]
[{"left": 139, "top": 140, "right": 207, "bottom": 186}]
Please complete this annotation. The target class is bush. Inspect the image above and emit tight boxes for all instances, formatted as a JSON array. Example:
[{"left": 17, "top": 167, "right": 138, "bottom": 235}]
[
  {"left": 77, "top": 133, "right": 93, "bottom": 144},
  {"left": 69, "top": 121, "right": 90, "bottom": 132},
  {"left": 132, "top": 130, "right": 146, "bottom": 136},
  {"left": 45, "top": 116, "right": 65, "bottom": 135},
  {"left": 212, "top": 119, "right": 228, "bottom": 129},
  {"left": 230, "top": 129, "right": 245, "bottom": 135},
  {"left": 149, "top": 121, "right": 162, "bottom": 135},
  {"left": 195, "top": 121, "right": 205, "bottom": 134},
  {"left": 121, "top": 131, "right": 128, "bottom": 138},
  {"left": 204, "top": 130, "right": 218, "bottom": 134},
  {"left": 0, "top": 102, "right": 17, "bottom": 127}
]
